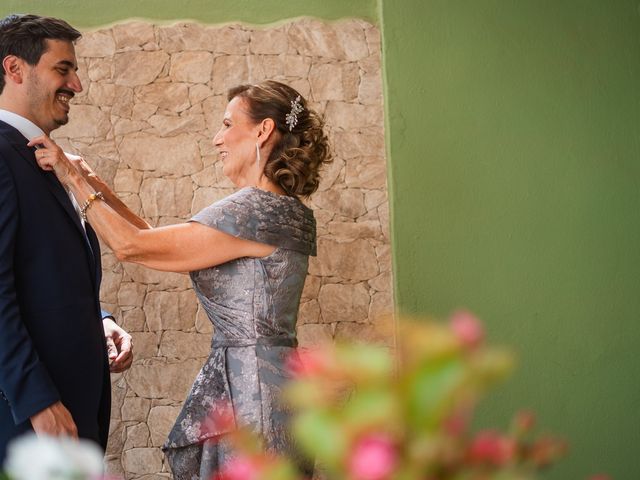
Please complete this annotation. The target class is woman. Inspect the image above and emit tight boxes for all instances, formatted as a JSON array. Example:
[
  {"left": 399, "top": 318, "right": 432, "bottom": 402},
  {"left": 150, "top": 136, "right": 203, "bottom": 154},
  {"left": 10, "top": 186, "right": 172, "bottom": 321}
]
[{"left": 32, "top": 80, "right": 331, "bottom": 478}]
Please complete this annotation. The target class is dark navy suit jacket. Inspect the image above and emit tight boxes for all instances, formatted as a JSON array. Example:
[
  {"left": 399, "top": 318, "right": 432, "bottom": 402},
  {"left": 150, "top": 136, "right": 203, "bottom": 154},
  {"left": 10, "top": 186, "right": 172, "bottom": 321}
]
[{"left": 0, "top": 120, "right": 110, "bottom": 463}]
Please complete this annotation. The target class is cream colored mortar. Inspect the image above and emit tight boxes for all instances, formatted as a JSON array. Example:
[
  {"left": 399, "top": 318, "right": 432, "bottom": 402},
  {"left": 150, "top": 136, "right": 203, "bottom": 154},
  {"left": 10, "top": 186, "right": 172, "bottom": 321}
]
[{"left": 51, "top": 18, "right": 391, "bottom": 478}]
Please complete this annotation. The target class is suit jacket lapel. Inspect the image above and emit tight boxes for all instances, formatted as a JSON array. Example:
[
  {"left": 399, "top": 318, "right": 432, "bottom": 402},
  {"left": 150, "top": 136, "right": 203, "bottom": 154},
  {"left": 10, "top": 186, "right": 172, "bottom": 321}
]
[{"left": 0, "top": 122, "right": 95, "bottom": 273}]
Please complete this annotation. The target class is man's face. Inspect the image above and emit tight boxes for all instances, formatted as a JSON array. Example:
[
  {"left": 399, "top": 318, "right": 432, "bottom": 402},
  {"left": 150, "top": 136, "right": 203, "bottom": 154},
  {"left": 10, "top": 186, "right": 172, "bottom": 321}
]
[{"left": 23, "top": 39, "right": 82, "bottom": 134}]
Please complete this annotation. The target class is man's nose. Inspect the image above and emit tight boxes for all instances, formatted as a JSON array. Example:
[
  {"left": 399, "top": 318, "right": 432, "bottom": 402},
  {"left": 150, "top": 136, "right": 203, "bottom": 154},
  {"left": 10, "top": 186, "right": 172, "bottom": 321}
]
[{"left": 68, "top": 70, "right": 83, "bottom": 93}]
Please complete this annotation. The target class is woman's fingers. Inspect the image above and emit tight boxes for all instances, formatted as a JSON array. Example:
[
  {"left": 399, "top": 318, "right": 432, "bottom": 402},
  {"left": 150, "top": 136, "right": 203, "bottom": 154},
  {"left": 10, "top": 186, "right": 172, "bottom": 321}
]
[
  {"left": 28, "top": 136, "right": 86, "bottom": 188},
  {"left": 27, "top": 134, "right": 60, "bottom": 150},
  {"left": 33, "top": 148, "right": 56, "bottom": 170},
  {"left": 26, "top": 136, "right": 43, "bottom": 149},
  {"left": 32, "top": 148, "right": 53, "bottom": 170},
  {"left": 29, "top": 135, "right": 63, "bottom": 162},
  {"left": 31, "top": 146, "right": 74, "bottom": 184},
  {"left": 34, "top": 147, "right": 60, "bottom": 169}
]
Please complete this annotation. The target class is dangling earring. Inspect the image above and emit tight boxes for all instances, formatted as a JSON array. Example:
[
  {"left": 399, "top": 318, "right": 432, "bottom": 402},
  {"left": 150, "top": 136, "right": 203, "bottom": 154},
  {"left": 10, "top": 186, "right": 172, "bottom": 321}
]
[{"left": 255, "top": 142, "right": 261, "bottom": 167}]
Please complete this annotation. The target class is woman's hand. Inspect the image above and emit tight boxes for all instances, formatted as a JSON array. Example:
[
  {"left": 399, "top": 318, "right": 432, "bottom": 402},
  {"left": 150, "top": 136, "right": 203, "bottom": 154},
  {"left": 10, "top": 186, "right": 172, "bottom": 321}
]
[{"left": 28, "top": 135, "right": 80, "bottom": 187}]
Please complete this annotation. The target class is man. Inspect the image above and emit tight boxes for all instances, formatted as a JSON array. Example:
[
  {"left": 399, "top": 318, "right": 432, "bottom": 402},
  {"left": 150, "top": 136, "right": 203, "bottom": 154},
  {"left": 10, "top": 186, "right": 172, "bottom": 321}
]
[{"left": 0, "top": 14, "right": 133, "bottom": 463}]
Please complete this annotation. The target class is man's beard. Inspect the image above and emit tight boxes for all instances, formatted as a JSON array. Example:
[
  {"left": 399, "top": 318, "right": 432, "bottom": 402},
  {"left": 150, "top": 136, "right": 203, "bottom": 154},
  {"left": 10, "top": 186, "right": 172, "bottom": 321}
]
[{"left": 26, "top": 71, "right": 69, "bottom": 132}]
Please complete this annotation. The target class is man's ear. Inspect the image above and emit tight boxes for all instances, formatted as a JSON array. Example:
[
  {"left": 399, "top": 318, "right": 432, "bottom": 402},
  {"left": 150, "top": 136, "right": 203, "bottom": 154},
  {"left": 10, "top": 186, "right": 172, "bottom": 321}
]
[{"left": 2, "top": 55, "right": 25, "bottom": 85}]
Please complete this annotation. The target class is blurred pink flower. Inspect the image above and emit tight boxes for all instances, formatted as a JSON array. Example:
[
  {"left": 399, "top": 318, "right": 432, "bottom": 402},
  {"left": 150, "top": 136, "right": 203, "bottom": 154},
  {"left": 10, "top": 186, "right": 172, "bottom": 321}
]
[
  {"left": 513, "top": 409, "right": 536, "bottom": 434},
  {"left": 528, "top": 435, "right": 568, "bottom": 468},
  {"left": 286, "top": 348, "right": 330, "bottom": 378},
  {"left": 444, "top": 406, "right": 473, "bottom": 437},
  {"left": 587, "top": 475, "right": 612, "bottom": 480},
  {"left": 200, "top": 400, "right": 236, "bottom": 439},
  {"left": 468, "top": 430, "right": 516, "bottom": 466},
  {"left": 348, "top": 433, "right": 398, "bottom": 480},
  {"left": 215, "top": 455, "right": 261, "bottom": 480},
  {"left": 450, "top": 310, "right": 484, "bottom": 349}
]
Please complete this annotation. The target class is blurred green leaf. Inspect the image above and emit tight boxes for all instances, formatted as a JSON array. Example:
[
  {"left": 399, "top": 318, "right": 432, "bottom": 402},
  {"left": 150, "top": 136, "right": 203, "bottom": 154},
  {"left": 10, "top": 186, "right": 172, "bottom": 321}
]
[
  {"left": 261, "top": 459, "right": 301, "bottom": 480},
  {"left": 283, "top": 379, "right": 328, "bottom": 408},
  {"left": 335, "top": 343, "right": 394, "bottom": 381},
  {"left": 342, "top": 387, "right": 399, "bottom": 432},
  {"left": 403, "top": 356, "right": 466, "bottom": 429},
  {"left": 292, "top": 410, "right": 348, "bottom": 468},
  {"left": 470, "top": 349, "right": 516, "bottom": 387}
]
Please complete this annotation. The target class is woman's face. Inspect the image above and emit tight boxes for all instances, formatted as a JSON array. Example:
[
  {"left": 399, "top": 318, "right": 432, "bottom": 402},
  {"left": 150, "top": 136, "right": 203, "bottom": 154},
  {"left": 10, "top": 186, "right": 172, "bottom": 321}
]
[{"left": 213, "top": 96, "right": 261, "bottom": 187}]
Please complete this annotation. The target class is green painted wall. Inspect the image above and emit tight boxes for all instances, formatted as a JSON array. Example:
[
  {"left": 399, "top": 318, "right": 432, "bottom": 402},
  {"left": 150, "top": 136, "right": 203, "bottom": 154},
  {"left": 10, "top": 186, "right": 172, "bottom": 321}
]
[
  {"left": 0, "top": 0, "right": 377, "bottom": 28},
  {"left": 382, "top": 0, "right": 640, "bottom": 478}
]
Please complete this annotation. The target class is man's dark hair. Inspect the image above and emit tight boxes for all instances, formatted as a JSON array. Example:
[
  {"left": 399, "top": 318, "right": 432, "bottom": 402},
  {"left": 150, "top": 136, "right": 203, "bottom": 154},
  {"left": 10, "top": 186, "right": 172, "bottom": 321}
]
[{"left": 0, "top": 14, "right": 81, "bottom": 93}]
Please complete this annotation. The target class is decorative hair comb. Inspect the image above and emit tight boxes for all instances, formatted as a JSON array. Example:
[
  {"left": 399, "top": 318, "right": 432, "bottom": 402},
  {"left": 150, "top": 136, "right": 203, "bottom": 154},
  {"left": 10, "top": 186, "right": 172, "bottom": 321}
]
[{"left": 285, "top": 95, "right": 304, "bottom": 131}]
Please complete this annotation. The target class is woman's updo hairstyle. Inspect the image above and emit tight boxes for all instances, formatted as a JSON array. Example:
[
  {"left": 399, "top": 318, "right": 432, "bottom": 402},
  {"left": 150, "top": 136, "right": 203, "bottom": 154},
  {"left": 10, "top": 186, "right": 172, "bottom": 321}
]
[{"left": 227, "top": 80, "right": 331, "bottom": 198}]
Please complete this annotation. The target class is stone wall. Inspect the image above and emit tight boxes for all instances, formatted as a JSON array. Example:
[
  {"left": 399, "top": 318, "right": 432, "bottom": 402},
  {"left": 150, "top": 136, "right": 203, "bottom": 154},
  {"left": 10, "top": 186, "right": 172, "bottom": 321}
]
[{"left": 54, "top": 18, "right": 391, "bottom": 479}]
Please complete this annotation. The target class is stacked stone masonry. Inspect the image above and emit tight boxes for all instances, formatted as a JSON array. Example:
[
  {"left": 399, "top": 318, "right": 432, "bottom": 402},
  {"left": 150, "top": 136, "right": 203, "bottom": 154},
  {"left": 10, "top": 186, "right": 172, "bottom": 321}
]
[{"left": 53, "top": 18, "right": 391, "bottom": 479}]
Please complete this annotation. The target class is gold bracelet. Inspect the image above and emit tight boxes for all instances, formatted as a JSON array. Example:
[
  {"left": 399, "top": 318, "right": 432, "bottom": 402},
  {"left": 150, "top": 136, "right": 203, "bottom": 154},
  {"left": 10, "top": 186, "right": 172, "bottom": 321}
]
[{"left": 80, "top": 191, "right": 104, "bottom": 222}]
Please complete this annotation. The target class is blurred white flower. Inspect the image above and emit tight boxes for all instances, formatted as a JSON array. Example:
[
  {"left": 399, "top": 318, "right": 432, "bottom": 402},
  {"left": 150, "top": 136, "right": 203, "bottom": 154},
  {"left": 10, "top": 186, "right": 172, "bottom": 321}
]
[{"left": 4, "top": 434, "right": 104, "bottom": 480}]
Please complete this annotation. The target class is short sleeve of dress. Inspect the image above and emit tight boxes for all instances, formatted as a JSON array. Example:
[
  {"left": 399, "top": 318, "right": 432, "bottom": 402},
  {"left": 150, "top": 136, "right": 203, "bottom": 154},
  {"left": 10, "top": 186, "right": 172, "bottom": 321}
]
[{"left": 189, "top": 187, "right": 317, "bottom": 256}]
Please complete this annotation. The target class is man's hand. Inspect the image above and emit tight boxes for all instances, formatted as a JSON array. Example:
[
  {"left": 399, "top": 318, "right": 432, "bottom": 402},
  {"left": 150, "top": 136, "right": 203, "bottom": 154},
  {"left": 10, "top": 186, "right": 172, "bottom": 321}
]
[
  {"left": 30, "top": 401, "right": 78, "bottom": 438},
  {"left": 103, "top": 317, "right": 133, "bottom": 373}
]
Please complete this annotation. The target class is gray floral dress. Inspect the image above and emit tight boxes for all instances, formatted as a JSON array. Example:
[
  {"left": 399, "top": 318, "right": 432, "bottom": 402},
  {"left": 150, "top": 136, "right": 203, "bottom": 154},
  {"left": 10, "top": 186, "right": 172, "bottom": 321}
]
[{"left": 162, "top": 187, "right": 316, "bottom": 480}]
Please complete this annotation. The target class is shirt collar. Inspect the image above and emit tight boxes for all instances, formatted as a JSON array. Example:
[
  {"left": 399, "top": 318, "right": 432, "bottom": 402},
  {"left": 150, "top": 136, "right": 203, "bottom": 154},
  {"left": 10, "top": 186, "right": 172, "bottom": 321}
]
[{"left": 0, "top": 109, "right": 45, "bottom": 141}]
